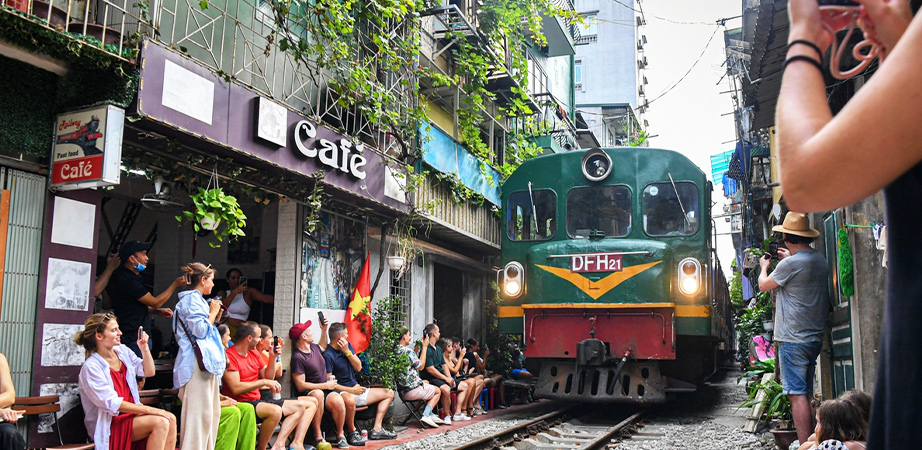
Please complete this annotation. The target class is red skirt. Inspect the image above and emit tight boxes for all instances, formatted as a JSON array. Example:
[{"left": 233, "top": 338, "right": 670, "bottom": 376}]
[{"left": 108, "top": 364, "right": 146, "bottom": 450}]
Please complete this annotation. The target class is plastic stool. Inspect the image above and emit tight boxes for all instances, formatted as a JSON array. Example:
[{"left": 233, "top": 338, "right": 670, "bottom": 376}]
[
  {"left": 449, "top": 391, "right": 457, "bottom": 416},
  {"left": 489, "top": 387, "right": 497, "bottom": 410},
  {"left": 479, "top": 389, "right": 489, "bottom": 411}
]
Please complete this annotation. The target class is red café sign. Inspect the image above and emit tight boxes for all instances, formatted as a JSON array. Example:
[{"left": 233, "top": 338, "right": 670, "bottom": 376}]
[
  {"left": 51, "top": 105, "right": 124, "bottom": 190},
  {"left": 570, "top": 252, "right": 623, "bottom": 273}
]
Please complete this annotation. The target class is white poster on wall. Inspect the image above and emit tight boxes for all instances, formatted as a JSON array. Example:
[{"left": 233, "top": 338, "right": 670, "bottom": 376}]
[
  {"left": 45, "top": 258, "right": 91, "bottom": 311},
  {"left": 38, "top": 383, "right": 80, "bottom": 433},
  {"left": 41, "top": 323, "right": 85, "bottom": 367},
  {"left": 162, "top": 59, "right": 214, "bottom": 124},
  {"left": 50, "top": 197, "right": 96, "bottom": 248}
]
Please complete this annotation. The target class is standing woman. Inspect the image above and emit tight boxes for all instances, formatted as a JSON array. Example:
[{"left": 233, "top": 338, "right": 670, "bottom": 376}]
[
  {"left": 174, "top": 262, "right": 225, "bottom": 450},
  {"left": 75, "top": 313, "right": 177, "bottom": 450},
  {"left": 221, "top": 268, "right": 274, "bottom": 338}
]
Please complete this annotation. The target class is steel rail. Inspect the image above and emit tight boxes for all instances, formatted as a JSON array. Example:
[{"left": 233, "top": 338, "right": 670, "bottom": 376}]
[
  {"left": 581, "top": 411, "right": 645, "bottom": 450},
  {"left": 446, "top": 406, "right": 574, "bottom": 450}
]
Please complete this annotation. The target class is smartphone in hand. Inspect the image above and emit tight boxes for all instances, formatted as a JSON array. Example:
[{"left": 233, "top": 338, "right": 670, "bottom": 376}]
[
  {"left": 239, "top": 276, "right": 248, "bottom": 285},
  {"left": 138, "top": 326, "right": 144, "bottom": 341},
  {"left": 318, "top": 311, "right": 325, "bottom": 325}
]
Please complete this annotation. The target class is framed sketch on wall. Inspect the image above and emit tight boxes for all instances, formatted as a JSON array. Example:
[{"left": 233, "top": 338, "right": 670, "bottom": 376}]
[
  {"left": 41, "top": 323, "right": 85, "bottom": 367},
  {"left": 45, "top": 258, "right": 92, "bottom": 311}
]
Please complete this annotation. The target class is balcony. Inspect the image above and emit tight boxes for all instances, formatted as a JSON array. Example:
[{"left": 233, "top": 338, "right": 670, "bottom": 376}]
[
  {"left": 1, "top": 0, "right": 154, "bottom": 63},
  {"left": 524, "top": 92, "right": 578, "bottom": 153},
  {"left": 540, "top": 0, "right": 577, "bottom": 57}
]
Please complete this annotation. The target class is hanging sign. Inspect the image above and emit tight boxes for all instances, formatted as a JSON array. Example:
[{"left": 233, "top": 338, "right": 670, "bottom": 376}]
[{"left": 50, "top": 105, "right": 124, "bottom": 190}]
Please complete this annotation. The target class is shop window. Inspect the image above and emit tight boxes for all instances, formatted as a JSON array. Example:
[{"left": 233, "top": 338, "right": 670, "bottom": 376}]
[
  {"left": 389, "top": 269, "right": 411, "bottom": 327},
  {"left": 642, "top": 182, "right": 700, "bottom": 236},
  {"left": 301, "top": 211, "right": 367, "bottom": 310}
]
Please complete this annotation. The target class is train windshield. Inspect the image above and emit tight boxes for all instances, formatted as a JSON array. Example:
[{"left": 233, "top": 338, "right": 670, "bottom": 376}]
[
  {"left": 507, "top": 189, "right": 557, "bottom": 241},
  {"left": 566, "top": 185, "right": 632, "bottom": 238},
  {"left": 642, "top": 182, "right": 700, "bottom": 236}
]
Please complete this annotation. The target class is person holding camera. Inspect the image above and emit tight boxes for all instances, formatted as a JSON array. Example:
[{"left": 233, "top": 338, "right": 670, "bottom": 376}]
[
  {"left": 777, "top": 0, "right": 920, "bottom": 446},
  {"left": 173, "top": 262, "right": 226, "bottom": 450},
  {"left": 758, "top": 212, "right": 829, "bottom": 444},
  {"left": 221, "top": 269, "right": 275, "bottom": 338}
]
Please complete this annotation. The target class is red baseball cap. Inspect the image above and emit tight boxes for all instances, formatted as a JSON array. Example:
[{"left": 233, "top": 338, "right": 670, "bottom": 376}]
[{"left": 289, "top": 320, "right": 312, "bottom": 341}]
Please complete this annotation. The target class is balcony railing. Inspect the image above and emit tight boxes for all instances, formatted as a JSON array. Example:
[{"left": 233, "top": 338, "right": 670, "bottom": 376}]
[
  {"left": 415, "top": 175, "right": 502, "bottom": 248},
  {"left": 1, "top": 0, "right": 154, "bottom": 61},
  {"left": 526, "top": 92, "right": 578, "bottom": 150}
]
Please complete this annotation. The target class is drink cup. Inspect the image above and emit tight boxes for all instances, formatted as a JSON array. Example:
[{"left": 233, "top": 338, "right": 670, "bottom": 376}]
[
  {"left": 273, "top": 391, "right": 281, "bottom": 400},
  {"left": 361, "top": 429, "right": 368, "bottom": 440}
]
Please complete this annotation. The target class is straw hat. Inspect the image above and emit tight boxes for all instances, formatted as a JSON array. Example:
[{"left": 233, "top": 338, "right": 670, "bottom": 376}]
[{"left": 772, "top": 212, "right": 820, "bottom": 238}]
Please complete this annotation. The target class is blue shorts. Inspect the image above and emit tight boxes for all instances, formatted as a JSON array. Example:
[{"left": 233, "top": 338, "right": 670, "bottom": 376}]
[
  {"left": 778, "top": 341, "right": 823, "bottom": 395},
  {"left": 511, "top": 368, "right": 525, "bottom": 379}
]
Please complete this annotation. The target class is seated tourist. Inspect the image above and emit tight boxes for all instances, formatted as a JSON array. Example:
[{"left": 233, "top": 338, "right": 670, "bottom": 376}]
[
  {"left": 444, "top": 337, "right": 480, "bottom": 418},
  {"left": 812, "top": 397, "right": 868, "bottom": 450},
  {"left": 800, "top": 390, "right": 872, "bottom": 450},
  {"left": 324, "top": 323, "right": 397, "bottom": 440},
  {"left": 0, "top": 353, "right": 25, "bottom": 450},
  {"left": 75, "top": 313, "right": 177, "bottom": 450},
  {"left": 222, "top": 321, "right": 317, "bottom": 450},
  {"left": 290, "top": 319, "right": 363, "bottom": 448},
  {"left": 420, "top": 323, "right": 455, "bottom": 425},
  {"left": 395, "top": 326, "right": 443, "bottom": 428},
  {"left": 465, "top": 339, "right": 508, "bottom": 409},
  {"left": 257, "top": 325, "right": 284, "bottom": 380},
  {"left": 215, "top": 326, "right": 257, "bottom": 450}
]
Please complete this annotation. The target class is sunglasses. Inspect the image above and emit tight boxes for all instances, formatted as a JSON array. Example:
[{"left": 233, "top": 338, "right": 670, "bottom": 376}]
[{"left": 97, "top": 313, "right": 114, "bottom": 334}]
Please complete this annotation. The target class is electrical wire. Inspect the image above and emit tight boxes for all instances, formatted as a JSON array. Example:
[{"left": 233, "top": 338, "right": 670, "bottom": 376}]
[{"left": 646, "top": 25, "right": 722, "bottom": 107}]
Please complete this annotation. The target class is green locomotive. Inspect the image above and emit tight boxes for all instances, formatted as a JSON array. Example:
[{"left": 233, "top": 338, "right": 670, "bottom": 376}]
[{"left": 498, "top": 148, "right": 732, "bottom": 403}]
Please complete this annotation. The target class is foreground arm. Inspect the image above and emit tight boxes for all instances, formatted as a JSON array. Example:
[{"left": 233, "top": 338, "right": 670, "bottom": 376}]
[{"left": 777, "top": 0, "right": 922, "bottom": 212}]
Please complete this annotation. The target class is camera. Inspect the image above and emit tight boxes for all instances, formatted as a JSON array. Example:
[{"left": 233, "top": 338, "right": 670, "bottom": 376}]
[
  {"left": 239, "top": 276, "right": 248, "bottom": 285},
  {"left": 768, "top": 241, "right": 780, "bottom": 260},
  {"left": 817, "top": 0, "right": 859, "bottom": 6}
]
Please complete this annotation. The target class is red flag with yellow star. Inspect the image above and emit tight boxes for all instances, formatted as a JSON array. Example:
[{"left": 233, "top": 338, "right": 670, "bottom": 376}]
[{"left": 345, "top": 251, "right": 372, "bottom": 354}]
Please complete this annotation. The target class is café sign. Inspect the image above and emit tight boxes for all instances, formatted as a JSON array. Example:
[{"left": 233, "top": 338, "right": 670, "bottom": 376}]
[
  {"left": 50, "top": 105, "right": 124, "bottom": 191},
  {"left": 293, "top": 120, "right": 367, "bottom": 180}
]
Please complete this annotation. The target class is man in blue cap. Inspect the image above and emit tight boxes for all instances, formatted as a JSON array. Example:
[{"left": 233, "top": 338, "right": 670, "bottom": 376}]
[{"left": 107, "top": 240, "right": 186, "bottom": 356}]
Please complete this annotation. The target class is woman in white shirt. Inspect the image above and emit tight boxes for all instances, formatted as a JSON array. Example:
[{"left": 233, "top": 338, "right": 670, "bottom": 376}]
[
  {"left": 220, "top": 268, "right": 274, "bottom": 337},
  {"left": 75, "top": 313, "right": 176, "bottom": 450}
]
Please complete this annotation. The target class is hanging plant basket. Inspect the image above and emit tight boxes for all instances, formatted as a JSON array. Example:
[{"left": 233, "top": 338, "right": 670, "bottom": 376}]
[{"left": 175, "top": 166, "right": 247, "bottom": 247}]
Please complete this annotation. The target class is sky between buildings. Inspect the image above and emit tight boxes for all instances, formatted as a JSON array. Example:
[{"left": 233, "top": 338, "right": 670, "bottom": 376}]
[{"left": 640, "top": 0, "right": 743, "bottom": 275}]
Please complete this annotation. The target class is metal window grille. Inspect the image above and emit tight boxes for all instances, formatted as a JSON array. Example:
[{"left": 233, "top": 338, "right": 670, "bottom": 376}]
[{"left": 389, "top": 269, "right": 411, "bottom": 327}]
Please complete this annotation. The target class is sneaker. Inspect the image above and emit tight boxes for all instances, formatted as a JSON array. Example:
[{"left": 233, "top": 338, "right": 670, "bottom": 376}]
[
  {"left": 441, "top": 416, "right": 452, "bottom": 425},
  {"left": 430, "top": 415, "right": 445, "bottom": 425},
  {"left": 334, "top": 436, "right": 350, "bottom": 449},
  {"left": 368, "top": 429, "right": 397, "bottom": 440},
  {"left": 497, "top": 403, "right": 509, "bottom": 409},
  {"left": 474, "top": 407, "right": 486, "bottom": 415},
  {"left": 420, "top": 415, "right": 439, "bottom": 428},
  {"left": 345, "top": 431, "right": 365, "bottom": 446},
  {"left": 453, "top": 413, "right": 471, "bottom": 421}
]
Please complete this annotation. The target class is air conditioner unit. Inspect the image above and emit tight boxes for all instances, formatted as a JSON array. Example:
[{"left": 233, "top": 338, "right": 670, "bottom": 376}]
[
  {"left": 642, "top": 35, "right": 647, "bottom": 44},
  {"left": 643, "top": 56, "right": 648, "bottom": 66},
  {"left": 638, "top": 85, "right": 644, "bottom": 96},
  {"left": 643, "top": 76, "right": 648, "bottom": 85},
  {"left": 637, "top": 39, "right": 643, "bottom": 50},
  {"left": 637, "top": 59, "right": 644, "bottom": 70}
]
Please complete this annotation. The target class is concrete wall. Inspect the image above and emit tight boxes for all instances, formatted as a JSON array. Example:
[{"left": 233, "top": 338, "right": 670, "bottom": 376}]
[
  {"left": 574, "top": 0, "right": 639, "bottom": 109},
  {"left": 845, "top": 195, "right": 887, "bottom": 392}
]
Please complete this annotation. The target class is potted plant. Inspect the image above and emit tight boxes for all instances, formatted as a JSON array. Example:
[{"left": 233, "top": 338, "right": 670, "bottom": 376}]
[
  {"left": 740, "top": 376, "right": 796, "bottom": 449},
  {"left": 177, "top": 186, "right": 247, "bottom": 247}
]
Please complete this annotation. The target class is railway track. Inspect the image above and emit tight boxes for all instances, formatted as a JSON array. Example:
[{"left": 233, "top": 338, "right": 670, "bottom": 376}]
[{"left": 447, "top": 406, "right": 646, "bottom": 450}]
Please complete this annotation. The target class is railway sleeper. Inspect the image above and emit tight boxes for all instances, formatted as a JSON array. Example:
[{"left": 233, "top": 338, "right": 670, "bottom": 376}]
[{"left": 535, "top": 360, "right": 668, "bottom": 404}]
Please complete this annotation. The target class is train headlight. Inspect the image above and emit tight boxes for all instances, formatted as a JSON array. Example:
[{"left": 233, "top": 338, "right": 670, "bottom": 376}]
[
  {"left": 677, "top": 258, "right": 701, "bottom": 295},
  {"left": 503, "top": 261, "right": 525, "bottom": 298},
  {"left": 581, "top": 148, "right": 613, "bottom": 182}
]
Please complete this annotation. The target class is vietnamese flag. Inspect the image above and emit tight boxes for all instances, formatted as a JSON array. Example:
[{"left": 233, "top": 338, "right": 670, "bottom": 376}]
[{"left": 345, "top": 251, "right": 372, "bottom": 354}]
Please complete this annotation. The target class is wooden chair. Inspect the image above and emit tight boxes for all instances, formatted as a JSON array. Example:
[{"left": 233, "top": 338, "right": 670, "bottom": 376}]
[{"left": 13, "top": 395, "right": 94, "bottom": 450}]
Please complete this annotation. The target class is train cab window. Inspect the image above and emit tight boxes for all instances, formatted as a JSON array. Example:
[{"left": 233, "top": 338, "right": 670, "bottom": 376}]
[
  {"left": 507, "top": 189, "right": 557, "bottom": 241},
  {"left": 566, "top": 185, "right": 632, "bottom": 238},
  {"left": 642, "top": 182, "right": 699, "bottom": 236}
]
